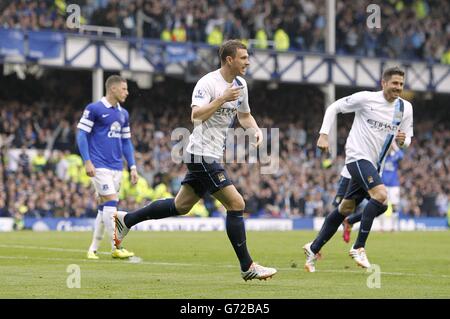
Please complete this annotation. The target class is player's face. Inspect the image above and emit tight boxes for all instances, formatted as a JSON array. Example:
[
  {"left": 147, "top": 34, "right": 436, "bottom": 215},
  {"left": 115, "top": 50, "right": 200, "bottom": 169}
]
[
  {"left": 230, "top": 48, "right": 250, "bottom": 76},
  {"left": 113, "top": 82, "right": 129, "bottom": 103},
  {"left": 382, "top": 74, "right": 404, "bottom": 102}
]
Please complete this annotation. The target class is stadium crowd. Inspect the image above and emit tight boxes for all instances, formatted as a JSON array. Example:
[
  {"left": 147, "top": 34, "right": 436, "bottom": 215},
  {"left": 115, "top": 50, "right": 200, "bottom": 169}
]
[
  {"left": 0, "top": 74, "right": 448, "bottom": 220},
  {"left": 0, "top": 0, "right": 449, "bottom": 63}
]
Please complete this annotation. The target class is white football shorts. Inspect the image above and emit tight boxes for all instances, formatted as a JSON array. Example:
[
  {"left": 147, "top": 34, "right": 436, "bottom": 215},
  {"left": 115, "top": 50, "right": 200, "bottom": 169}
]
[{"left": 92, "top": 168, "right": 123, "bottom": 196}]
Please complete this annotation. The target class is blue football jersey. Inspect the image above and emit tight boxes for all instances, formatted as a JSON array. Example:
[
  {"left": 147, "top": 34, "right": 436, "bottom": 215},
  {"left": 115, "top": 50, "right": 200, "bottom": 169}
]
[
  {"left": 77, "top": 97, "right": 131, "bottom": 171},
  {"left": 381, "top": 149, "right": 404, "bottom": 187}
]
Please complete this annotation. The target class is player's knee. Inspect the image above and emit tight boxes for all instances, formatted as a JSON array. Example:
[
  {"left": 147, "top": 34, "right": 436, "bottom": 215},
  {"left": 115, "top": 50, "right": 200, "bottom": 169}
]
[
  {"left": 174, "top": 202, "right": 193, "bottom": 215},
  {"left": 339, "top": 200, "right": 355, "bottom": 215},
  {"left": 227, "top": 195, "right": 245, "bottom": 211},
  {"left": 372, "top": 187, "right": 388, "bottom": 204},
  {"left": 100, "top": 194, "right": 118, "bottom": 203}
]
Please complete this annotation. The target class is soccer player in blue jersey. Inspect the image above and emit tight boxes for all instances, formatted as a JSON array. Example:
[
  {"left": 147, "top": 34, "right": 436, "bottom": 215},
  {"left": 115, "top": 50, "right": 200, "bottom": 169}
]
[
  {"left": 76, "top": 75, "right": 138, "bottom": 259},
  {"left": 303, "top": 67, "right": 414, "bottom": 272},
  {"left": 342, "top": 141, "right": 404, "bottom": 237},
  {"left": 111, "top": 40, "right": 277, "bottom": 281}
]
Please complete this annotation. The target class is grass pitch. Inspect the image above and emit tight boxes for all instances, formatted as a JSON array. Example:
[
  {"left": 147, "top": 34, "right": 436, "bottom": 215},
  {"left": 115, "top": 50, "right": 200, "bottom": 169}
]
[{"left": 0, "top": 230, "right": 448, "bottom": 299}]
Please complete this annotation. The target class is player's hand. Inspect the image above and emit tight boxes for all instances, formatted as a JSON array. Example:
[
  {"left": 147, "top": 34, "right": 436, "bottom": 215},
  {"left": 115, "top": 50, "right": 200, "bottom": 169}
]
[
  {"left": 395, "top": 131, "right": 406, "bottom": 147},
  {"left": 221, "top": 85, "right": 243, "bottom": 102},
  {"left": 251, "top": 128, "right": 264, "bottom": 148},
  {"left": 317, "top": 133, "right": 330, "bottom": 153},
  {"left": 130, "top": 167, "right": 138, "bottom": 185},
  {"left": 85, "top": 160, "right": 95, "bottom": 177}
]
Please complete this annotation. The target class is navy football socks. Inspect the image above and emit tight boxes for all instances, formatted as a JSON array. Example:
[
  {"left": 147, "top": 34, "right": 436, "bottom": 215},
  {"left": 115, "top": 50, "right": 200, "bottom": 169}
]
[
  {"left": 353, "top": 199, "right": 388, "bottom": 249},
  {"left": 347, "top": 211, "right": 363, "bottom": 225},
  {"left": 310, "top": 208, "right": 346, "bottom": 254},
  {"left": 124, "top": 198, "right": 178, "bottom": 228},
  {"left": 226, "top": 211, "right": 253, "bottom": 272}
]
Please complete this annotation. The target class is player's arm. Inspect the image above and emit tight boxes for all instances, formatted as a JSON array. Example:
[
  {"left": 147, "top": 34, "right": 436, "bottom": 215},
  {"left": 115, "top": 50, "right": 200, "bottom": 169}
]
[
  {"left": 76, "top": 107, "right": 96, "bottom": 177},
  {"left": 191, "top": 85, "right": 243, "bottom": 122},
  {"left": 237, "top": 111, "right": 263, "bottom": 147},
  {"left": 121, "top": 116, "right": 138, "bottom": 185},
  {"left": 318, "top": 92, "right": 364, "bottom": 152}
]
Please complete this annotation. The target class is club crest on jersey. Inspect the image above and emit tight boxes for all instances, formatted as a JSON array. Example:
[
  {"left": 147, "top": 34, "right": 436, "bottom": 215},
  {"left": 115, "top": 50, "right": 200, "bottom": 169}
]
[
  {"left": 108, "top": 121, "right": 122, "bottom": 138},
  {"left": 216, "top": 173, "right": 226, "bottom": 183},
  {"left": 102, "top": 184, "right": 109, "bottom": 191},
  {"left": 367, "top": 176, "right": 374, "bottom": 184}
]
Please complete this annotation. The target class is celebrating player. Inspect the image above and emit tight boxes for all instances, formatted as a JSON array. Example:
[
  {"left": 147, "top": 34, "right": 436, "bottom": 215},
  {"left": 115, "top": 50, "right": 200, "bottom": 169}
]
[
  {"left": 111, "top": 40, "right": 277, "bottom": 281},
  {"left": 303, "top": 66, "right": 413, "bottom": 272}
]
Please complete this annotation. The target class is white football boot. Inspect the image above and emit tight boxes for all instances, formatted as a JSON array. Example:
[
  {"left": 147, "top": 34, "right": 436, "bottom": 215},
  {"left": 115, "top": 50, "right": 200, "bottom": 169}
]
[
  {"left": 241, "top": 262, "right": 277, "bottom": 281},
  {"left": 349, "top": 246, "right": 371, "bottom": 268},
  {"left": 303, "top": 242, "right": 321, "bottom": 273},
  {"left": 113, "top": 210, "right": 130, "bottom": 249}
]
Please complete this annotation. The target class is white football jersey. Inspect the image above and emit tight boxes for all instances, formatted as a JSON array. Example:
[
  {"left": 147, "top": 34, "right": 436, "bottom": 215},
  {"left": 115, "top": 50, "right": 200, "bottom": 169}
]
[
  {"left": 187, "top": 69, "right": 251, "bottom": 159},
  {"left": 320, "top": 91, "right": 413, "bottom": 170}
]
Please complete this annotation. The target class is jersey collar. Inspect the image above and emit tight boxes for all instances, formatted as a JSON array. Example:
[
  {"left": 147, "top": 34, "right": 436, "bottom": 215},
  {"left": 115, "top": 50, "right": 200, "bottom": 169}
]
[{"left": 101, "top": 96, "right": 121, "bottom": 109}]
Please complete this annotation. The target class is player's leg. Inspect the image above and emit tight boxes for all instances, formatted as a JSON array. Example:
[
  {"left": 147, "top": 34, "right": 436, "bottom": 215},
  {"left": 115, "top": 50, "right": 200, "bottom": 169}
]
[
  {"left": 212, "top": 184, "right": 277, "bottom": 280},
  {"left": 388, "top": 186, "right": 400, "bottom": 231},
  {"left": 87, "top": 196, "right": 104, "bottom": 259},
  {"left": 342, "top": 198, "right": 369, "bottom": 241},
  {"left": 110, "top": 170, "right": 134, "bottom": 257},
  {"left": 346, "top": 160, "right": 388, "bottom": 268},
  {"left": 303, "top": 169, "right": 369, "bottom": 271},
  {"left": 303, "top": 198, "right": 354, "bottom": 272},
  {"left": 91, "top": 168, "right": 122, "bottom": 254},
  {"left": 309, "top": 198, "right": 355, "bottom": 253},
  {"left": 353, "top": 186, "right": 387, "bottom": 249},
  {"left": 122, "top": 184, "right": 200, "bottom": 229},
  {"left": 113, "top": 167, "right": 204, "bottom": 247},
  {"left": 332, "top": 176, "right": 353, "bottom": 243}
]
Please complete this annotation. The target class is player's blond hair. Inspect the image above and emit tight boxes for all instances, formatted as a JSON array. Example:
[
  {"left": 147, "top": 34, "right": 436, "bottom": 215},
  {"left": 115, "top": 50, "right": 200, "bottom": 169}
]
[{"left": 105, "top": 75, "right": 126, "bottom": 91}]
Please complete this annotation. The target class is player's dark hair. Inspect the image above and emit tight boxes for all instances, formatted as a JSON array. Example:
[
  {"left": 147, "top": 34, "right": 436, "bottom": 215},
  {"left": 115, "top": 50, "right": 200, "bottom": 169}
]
[
  {"left": 219, "top": 40, "right": 247, "bottom": 64},
  {"left": 105, "top": 75, "right": 126, "bottom": 91},
  {"left": 382, "top": 66, "right": 405, "bottom": 81}
]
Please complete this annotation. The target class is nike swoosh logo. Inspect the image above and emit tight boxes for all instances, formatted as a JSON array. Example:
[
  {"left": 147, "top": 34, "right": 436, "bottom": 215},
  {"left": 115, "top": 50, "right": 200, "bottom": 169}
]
[
  {"left": 237, "top": 240, "right": 246, "bottom": 247},
  {"left": 102, "top": 114, "right": 110, "bottom": 118}
]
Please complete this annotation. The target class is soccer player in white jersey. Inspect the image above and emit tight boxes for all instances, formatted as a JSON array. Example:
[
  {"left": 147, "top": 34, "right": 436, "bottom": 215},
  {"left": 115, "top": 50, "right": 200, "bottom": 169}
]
[
  {"left": 76, "top": 75, "right": 138, "bottom": 259},
  {"left": 303, "top": 67, "right": 413, "bottom": 272},
  {"left": 111, "top": 40, "right": 277, "bottom": 281}
]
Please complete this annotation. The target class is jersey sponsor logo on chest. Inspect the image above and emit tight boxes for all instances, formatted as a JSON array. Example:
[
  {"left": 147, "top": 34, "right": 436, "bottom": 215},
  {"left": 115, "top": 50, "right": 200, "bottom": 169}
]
[
  {"left": 108, "top": 121, "right": 122, "bottom": 138},
  {"left": 366, "top": 119, "right": 398, "bottom": 133},
  {"left": 216, "top": 108, "right": 237, "bottom": 116}
]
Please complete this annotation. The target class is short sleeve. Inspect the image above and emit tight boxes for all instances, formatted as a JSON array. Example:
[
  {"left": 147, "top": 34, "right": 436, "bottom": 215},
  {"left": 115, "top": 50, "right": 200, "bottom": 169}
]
[{"left": 77, "top": 104, "right": 97, "bottom": 133}]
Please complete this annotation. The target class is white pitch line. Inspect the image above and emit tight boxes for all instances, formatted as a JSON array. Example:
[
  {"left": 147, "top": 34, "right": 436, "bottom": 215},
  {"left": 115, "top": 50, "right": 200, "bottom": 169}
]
[{"left": 1, "top": 244, "right": 449, "bottom": 279}]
